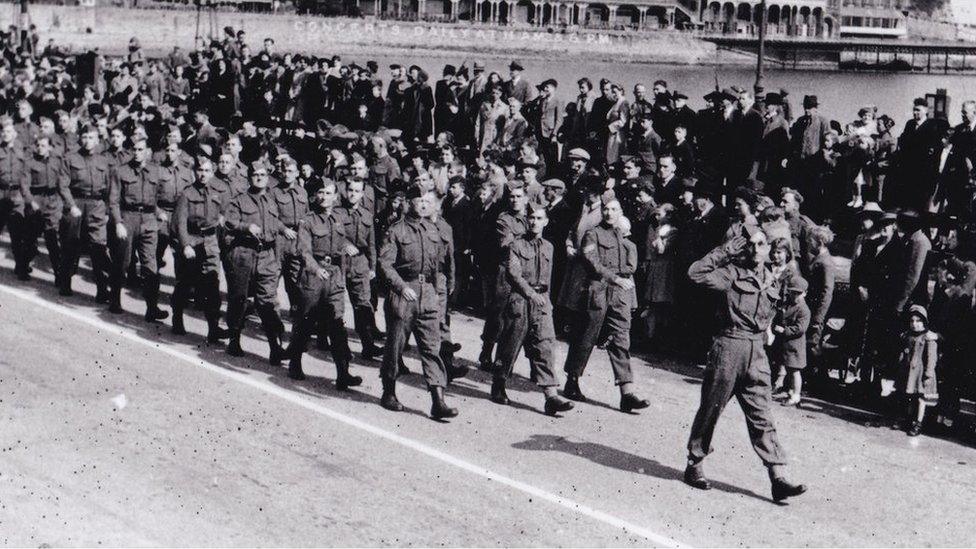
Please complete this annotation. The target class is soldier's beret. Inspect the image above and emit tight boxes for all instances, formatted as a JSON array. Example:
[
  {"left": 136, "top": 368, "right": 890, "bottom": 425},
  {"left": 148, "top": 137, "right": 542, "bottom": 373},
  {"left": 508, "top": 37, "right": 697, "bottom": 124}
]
[{"left": 405, "top": 185, "right": 425, "bottom": 200}]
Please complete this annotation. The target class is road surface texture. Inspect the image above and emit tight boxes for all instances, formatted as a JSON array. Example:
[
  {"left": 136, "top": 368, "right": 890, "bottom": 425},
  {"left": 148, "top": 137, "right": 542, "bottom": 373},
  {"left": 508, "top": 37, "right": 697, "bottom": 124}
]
[{"left": 0, "top": 247, "right": 974, "bottom": 547}]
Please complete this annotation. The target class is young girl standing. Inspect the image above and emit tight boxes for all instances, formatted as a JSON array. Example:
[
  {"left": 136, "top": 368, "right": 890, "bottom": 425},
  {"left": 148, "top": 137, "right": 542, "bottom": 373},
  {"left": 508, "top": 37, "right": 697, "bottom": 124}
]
[
  {"left": 771, "top": 276, "right": 811, "bottom": 406},
  {"left": 898, "top": 305, "right": 939, "bottom": 437}
]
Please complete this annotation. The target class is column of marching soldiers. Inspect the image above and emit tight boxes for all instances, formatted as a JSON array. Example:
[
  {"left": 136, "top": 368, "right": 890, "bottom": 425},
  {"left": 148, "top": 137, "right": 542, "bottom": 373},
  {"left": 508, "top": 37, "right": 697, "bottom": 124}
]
[{"left": 0, "top": 118, "right": 659, "bottom": 420}]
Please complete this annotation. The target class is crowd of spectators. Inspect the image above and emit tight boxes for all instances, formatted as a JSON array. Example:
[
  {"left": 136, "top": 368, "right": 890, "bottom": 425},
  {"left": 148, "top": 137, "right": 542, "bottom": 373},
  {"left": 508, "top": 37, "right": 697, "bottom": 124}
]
[{"left": 1, "top": 24, "right": 974, "bottom": 437}]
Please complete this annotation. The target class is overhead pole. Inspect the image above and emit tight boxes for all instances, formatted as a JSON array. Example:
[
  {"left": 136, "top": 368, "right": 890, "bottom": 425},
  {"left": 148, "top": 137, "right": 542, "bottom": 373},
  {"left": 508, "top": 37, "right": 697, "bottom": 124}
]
[
  {"left": 754, "top": 0, "right": 766, "bottom": 96},
  {"left": 19, "top": 0, "right": 33, "bottom": 58}
]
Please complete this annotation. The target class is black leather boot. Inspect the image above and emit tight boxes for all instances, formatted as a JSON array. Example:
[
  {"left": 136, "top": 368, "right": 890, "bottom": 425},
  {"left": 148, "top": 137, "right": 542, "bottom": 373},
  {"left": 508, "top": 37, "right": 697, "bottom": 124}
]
[
  {"left": 684, "top": 460, "right": 712, "bottom": 490},
  {"left": 477, "top": 344, "right": 494, "bottom": 371},
  {"left": 563, "top": 375, "right": 587, "bottom": 402},
  {"left": 380, "top": 379, "right": 404, "bottom": 411},
  {"left": 288, "top": 355, "right": 306, "bottom": 380},
  {"left": 268, "top": 334, "right": 286, "bottom": 366},
  {"left": 771, "top": 477, "right": 807, "bottom": 502},
  {"left": 335, "top": 362, "right": 363, "bottom": 391},
  {"left": 226, "top": 332, "right": 245, "bottom": 356},
  {"left": 207, "top": 319, "right": 229, "bottom": 343},
  {"left": 490, "top": 378, "right": 510, "bottom": 405},
  {"left": 108, "top": 286, "right": 123, "bottom": 314},
  {"left": 171, "top": 308, "right": 187, "bottom": 335},
  {"left": 95, "top": 284, "right": 110, "bottom": 304},
  {"left": 544, "top": 395, "right": 574, "bottom": 416},
  {"left": 430, "top": 386, "right": 458, "bottom": 419},
  {"left": 620, "top": 392, "right": 650, "bottom": 413}
]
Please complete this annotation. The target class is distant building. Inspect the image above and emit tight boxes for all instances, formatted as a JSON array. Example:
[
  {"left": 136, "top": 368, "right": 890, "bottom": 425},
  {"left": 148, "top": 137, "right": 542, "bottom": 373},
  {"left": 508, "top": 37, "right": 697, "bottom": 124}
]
[
  {"left": 302, "top": 0, "right": 703, "bottom": 28},
  {"left": 829, "top": 0, "right": 908, "bottom": 39},
  {"left": 699, "top": 0, "right": 835, "bottom": 38}
]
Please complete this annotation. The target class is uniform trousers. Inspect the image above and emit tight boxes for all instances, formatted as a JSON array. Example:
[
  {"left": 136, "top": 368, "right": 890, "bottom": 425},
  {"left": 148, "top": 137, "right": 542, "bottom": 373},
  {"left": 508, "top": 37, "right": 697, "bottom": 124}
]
[{"left": 687, "top": 335, "right": 788, "bottom": 466}]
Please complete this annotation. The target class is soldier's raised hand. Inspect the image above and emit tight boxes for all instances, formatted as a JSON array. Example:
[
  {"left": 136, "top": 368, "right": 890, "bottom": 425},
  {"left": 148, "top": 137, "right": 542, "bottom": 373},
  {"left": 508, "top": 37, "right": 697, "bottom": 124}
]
[{"left": 723, "top": 235, "right": 748, "bottom": 256}]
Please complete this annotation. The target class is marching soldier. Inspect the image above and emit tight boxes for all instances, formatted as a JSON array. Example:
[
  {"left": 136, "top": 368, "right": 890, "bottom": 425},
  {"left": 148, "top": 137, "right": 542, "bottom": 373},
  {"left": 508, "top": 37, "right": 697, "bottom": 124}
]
[
  {"left": 156, "top": 141, "right": 193, "bottom": 268},
  {"left": 378, "top": 187, "right": 458, "bottom": 419},
  {"left": 107, "top": 138, "right": 168, "bottom": 321},
  {"left": 170, "top": 157, "right": 230, "bottom": 343},
  {"left": 271, "top": 158, "right": 309, "bottom": 315},
  {"left": 478, "top": 184, "right": 529, "bottom": 370},
  {"left": 59, "top": 126, "right": 113, "bottom": 301},
  {"left": 0, "top": 122, "right": 31, "bottom": 280},
  {"left": 429, "top": 197, "right": 466, "bottom": 380},
  {"left": 684, "top": 228, "right": 807, "bottom": 502},
  {"left": 285, "top": 179, "right": 362, "bottom": 390},
  {"left": 23, "top": 135, "right": 65, "bottom": 280},
  {"left": 223, "top": 162, "right": 287, "bottom": 363},
  {"left": 562, "top": 199, "right": 651, "bottom": 413},
  {"left": 492, "top": 207, "right": 574, "bottom": 416},
  {"left": 337, "top": 177, "right": 383, "bottom": 360}
]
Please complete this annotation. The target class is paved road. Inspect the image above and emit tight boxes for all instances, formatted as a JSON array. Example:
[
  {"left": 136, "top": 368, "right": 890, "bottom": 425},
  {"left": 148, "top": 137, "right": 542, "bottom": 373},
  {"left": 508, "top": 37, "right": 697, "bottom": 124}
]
[{"left": 0, "top": 250, "right": 974, "bottom": 547}]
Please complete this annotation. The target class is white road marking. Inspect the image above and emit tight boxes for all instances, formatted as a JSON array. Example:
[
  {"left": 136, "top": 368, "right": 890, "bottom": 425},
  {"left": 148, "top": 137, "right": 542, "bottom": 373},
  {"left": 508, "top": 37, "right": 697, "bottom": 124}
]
[{"left": 0, "top": 284, "right": 687, "bottom": 548}]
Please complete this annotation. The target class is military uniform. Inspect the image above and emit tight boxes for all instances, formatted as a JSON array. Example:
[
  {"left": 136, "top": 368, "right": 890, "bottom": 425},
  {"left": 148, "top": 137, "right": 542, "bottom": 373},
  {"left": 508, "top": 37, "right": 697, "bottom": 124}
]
[
  {"left": 23, "top": 152, "right": 65, "bottom": 277},
  {"left": 338, "top": 202, "right": 381, "bottom": 356},
  {"left": 378, "top": 214, "right": 449, "bottom": 390},
  {"left": 494, "top": 233, "right": 558, "bottom": 388},
  {"left": 272, "top": 182, "right": 310, "bottom": 311},
  {"left": 432, "top": 216, "right": 459, "bottom": 375},
  {"left": 686, "top": 243, "right": 788, "bottom": 467},
  {"left": 479, "top": 210, "right": 527, "bottom": 366},
  {"left": 156, "top": 159, "right": 193, "bottom": 266},
  {"left": 224, "top": 188, "right": 286, "bottom": 359},
  {"left": 59, "top": 148, "right": 113, "bottom": 297},
  {"left": 286, "top": 205, "right": 356, "bottom": 383},
  {"left": 107, "top": 159, "right": 163, "bottom": 315},
  {"left": 0, "top": 142, "right": 31, "bottom": 279},
  {"left": 563, "top": 223, "right": 639, "bottom": 386},
  {"left": 171, "top": 179, "right": 226, "bottom": 339}
]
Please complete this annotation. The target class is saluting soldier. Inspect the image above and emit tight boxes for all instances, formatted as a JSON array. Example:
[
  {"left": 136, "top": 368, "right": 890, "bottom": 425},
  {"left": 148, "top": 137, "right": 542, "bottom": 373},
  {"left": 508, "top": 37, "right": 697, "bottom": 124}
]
[
  {"left": 0, "top": 122, "right": 31, "bottom": 280},
  {"left": 562, "top": 199, "right": 651, "bottom": 413},
  {"left": 223, "top": 162, "right": 287, "bottom": 364},
  {"left": 170, "top": 157, "right": 230, "bottom": 343},
  {"left": 271, "top": 158, "right": 309, "bottom": 315},
  {"left": 107, "top": 138, "right": 168, "bottom": 321},
  {"left": 285, "top": 179, "right": 362, "bottom": 390},
  {"left": 684, "top": 228, "right": 806, "bottom": 503},
  {"left": 337, "top": 177, "right": 383, "bottom": 360},
  {"left": 59, "top": 125, "right": 113, "bottom": 300},
  {"left": 492, "top": 207, "right": 574, "bottom": 416},
  {"left": 378, "top": 187, "right": 458, "bottom": 419},
  {"left": 23, "top": 135, "right": 65, "bottom": 280}
]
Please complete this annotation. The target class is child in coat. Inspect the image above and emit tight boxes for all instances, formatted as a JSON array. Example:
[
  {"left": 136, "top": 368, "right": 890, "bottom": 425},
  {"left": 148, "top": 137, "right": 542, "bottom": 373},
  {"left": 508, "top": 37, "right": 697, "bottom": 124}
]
[
  {"left": 771, "top": 276, "right": 811, "bottom": 406},
  {"left": 899, "top": 305, "right": 939, "bottom": 437}
]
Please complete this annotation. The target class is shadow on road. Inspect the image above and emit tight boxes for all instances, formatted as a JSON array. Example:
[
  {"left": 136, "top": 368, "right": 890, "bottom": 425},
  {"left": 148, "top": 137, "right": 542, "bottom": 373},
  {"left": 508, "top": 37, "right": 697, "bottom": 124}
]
[{"left": 511, "top": 434, "right": 772, "bottom": 503}]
